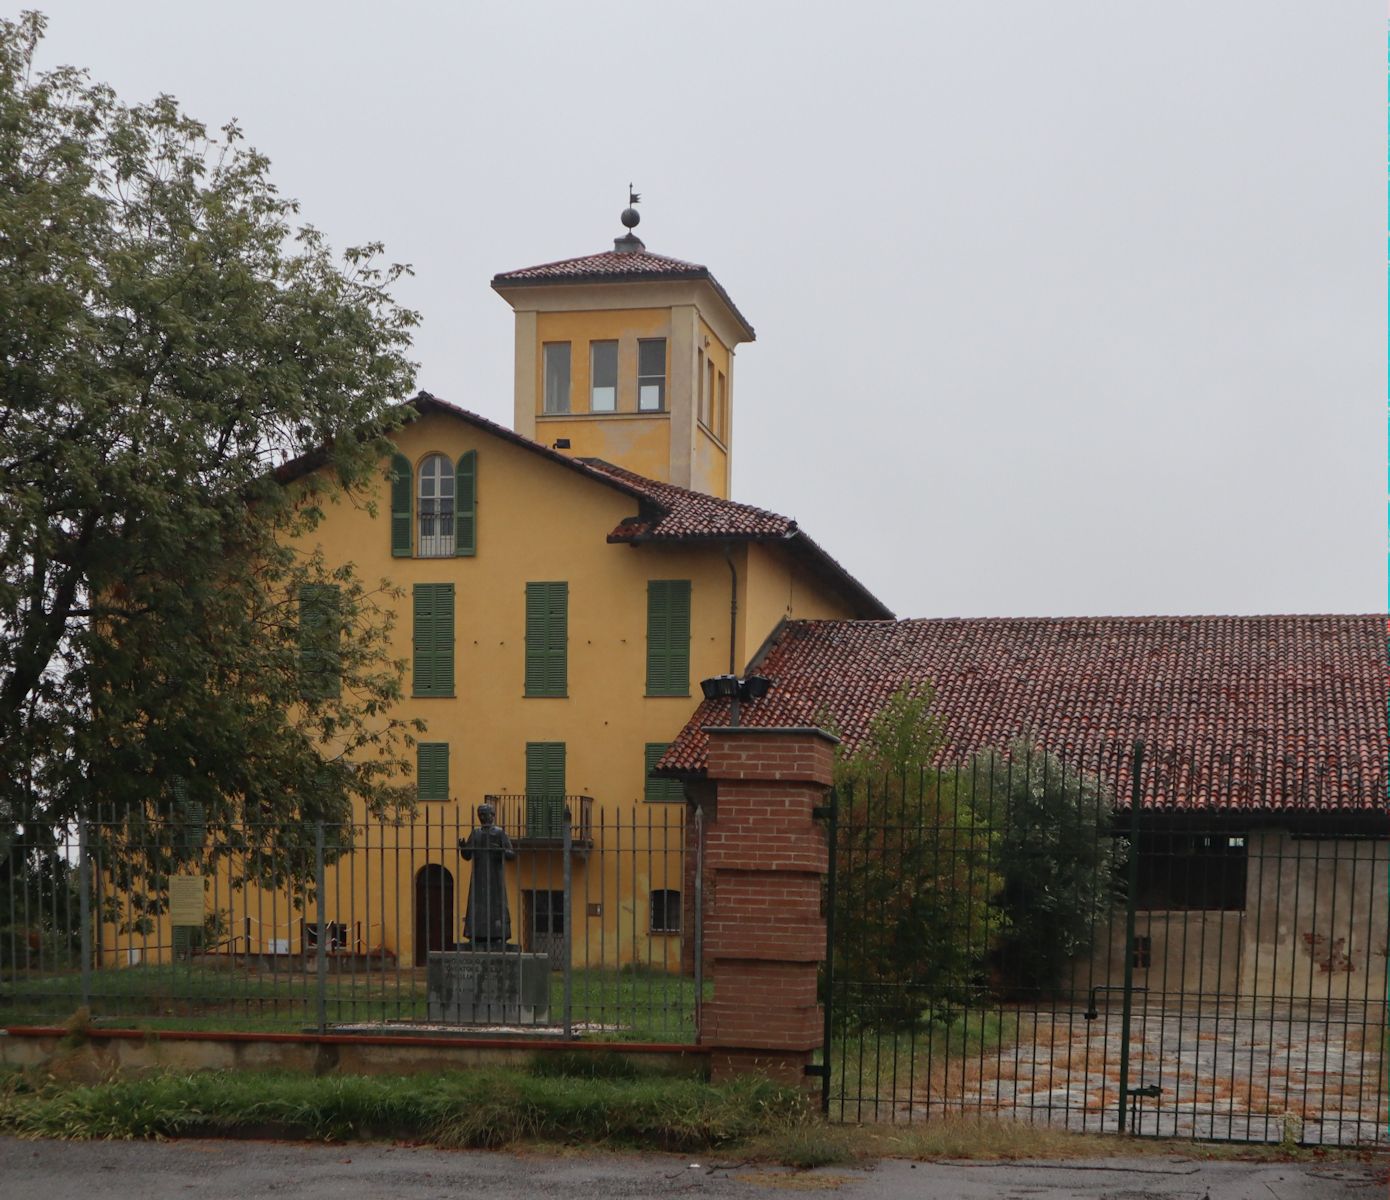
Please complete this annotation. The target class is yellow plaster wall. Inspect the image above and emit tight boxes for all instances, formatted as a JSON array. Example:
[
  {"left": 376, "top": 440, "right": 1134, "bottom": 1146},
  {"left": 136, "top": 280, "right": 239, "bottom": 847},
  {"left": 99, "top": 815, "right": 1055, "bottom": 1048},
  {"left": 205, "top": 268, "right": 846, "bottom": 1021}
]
[
  {"left": 273, "top": 410, "right": 771, "bottom": 967},
  {"left": 117, "top": 412, "right": 864, "bottom": 976},
  {"left": 693, "top": 426, "right": 729, "bottom": 497},
  {"left": 538, "top": 414, "right": 670, "bottom": 478},
  {"left": 738, "top": 541, "right": 858, "bottom": 668}
]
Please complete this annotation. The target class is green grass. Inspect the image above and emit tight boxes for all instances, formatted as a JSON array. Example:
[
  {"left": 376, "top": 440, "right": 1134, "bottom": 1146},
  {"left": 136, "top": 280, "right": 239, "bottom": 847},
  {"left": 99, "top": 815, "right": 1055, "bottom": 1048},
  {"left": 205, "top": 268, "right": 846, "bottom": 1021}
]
[
  {"left": 0, "top": 1065, "right": 807, "bottom": 1150},
  {"left": 0, "top": 963, "right": 705, "bottom": 1042},
  {"left": 0, "top": 1064, "right": 1337, "bottom": 1165}
]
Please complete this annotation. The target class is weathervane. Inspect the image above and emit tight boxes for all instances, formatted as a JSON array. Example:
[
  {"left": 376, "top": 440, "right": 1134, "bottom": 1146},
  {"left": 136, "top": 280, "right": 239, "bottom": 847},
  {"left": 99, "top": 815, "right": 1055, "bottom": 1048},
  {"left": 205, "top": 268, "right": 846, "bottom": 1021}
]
[
  {"left": 615, "top": 185, "right": 643, "bottom": 252},
  {"left": 621, "top": 184, "right": 641, "bottom": 231}
]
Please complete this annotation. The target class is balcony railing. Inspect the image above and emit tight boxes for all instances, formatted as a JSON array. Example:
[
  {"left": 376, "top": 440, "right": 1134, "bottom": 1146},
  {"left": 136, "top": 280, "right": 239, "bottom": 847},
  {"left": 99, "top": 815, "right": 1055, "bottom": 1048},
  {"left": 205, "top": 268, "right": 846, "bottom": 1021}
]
[{"left": 483, "top": 793, "right": 594, "bottom": 848}]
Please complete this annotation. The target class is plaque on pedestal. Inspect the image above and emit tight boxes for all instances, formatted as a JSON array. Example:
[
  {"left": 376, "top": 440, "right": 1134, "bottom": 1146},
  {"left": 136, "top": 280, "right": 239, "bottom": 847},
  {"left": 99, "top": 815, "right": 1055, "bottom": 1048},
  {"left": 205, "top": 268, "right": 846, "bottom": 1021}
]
[{"left": 426, "top": 950, "right": 550, "bottom": 1025}]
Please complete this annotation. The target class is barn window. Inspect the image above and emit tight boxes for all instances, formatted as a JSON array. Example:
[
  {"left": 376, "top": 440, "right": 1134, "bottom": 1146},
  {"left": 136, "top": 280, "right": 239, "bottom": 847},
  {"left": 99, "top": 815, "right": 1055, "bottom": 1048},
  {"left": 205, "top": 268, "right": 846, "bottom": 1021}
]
[{"left": 1134, "top": 830, "right": 1247, "bottom": 911}]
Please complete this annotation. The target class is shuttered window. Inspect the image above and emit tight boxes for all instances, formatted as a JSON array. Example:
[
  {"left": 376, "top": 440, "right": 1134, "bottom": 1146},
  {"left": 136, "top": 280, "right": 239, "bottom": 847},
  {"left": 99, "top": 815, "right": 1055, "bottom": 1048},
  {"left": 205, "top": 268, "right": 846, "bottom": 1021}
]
[
  {"left": 417, "top": 742, "right": 449, "bottom": 801},
  {"left": 644, "top": 744, "right": 685, "bottom": 803},
  {"left": 455, "top": 450, "right": 477, "bottom": 556},
  {"left": 525, "top": 582, "right": 568, "bottom": 697},
  {"left": 412, "top": 583, "right": 455, "bottom": 697},
  {"left": 297, "top": 583, "right": 341, "bottom": 700},
  {"left": 646, "top": 580, "right": 691, "bottom": 696},
  {"left": 525, "top": 742, "right": 566, "bottom": 839},
  {"left": 390, "top": 453, "right": 412, "bottom": 557}
]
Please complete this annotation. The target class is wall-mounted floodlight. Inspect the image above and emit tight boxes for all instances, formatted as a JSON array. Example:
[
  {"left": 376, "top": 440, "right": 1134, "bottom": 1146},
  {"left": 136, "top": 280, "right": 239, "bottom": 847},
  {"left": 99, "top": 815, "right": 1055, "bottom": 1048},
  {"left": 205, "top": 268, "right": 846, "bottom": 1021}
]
[
  {"left": 699, "top": 673, "right": 773, "bottom": 727},
  {"left": 552, "top": 438, "right": 571, "bottom": 450}
]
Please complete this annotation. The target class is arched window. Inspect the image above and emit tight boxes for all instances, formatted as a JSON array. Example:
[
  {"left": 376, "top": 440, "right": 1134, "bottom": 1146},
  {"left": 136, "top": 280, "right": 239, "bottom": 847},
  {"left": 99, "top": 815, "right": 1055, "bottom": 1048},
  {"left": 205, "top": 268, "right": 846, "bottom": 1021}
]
[{"left": 417, "top": 454, "right": 455, "bottom": 556}]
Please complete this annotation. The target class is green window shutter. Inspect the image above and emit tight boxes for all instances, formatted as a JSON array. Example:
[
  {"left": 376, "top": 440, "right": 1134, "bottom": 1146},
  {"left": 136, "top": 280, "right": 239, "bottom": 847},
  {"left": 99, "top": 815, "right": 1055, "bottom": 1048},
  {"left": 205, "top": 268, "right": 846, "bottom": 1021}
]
[
  {"left": 390, "top": 453, "right": 413, "bottom": 557},
  {"left": 455, "top": 450, "right": 477, "bottom": 557},
  {"left": 417, "top": 742, "right": 449, "bottom": 801},
  {"left": 646, "top": 580, "right": 691, "bottom": 696},
  {"left": 524, "top": 582, "right": 568, "bottom": 697},
  {"left": 525, "top": 742, "right": 566, "bottom": 838},
  {"left": 298, "top": 583, "right": 341, "bottom": 700},
  {"left": 412, "top": 583, "right": 455, "bottom": 697},
  {"left": 644, "top": 744, "right": 685, "bottom": 803}
]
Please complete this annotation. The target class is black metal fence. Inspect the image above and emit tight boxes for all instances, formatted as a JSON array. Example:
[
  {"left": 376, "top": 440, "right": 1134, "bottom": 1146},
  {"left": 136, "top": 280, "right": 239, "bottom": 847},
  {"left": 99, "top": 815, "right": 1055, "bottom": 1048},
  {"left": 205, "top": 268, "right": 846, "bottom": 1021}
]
[
  {"left": 823, "top": 743, "right": 1388, "bottom": 1147},
  {"left": 0, "top": 799, "right": 696, "bottom": 1042}
]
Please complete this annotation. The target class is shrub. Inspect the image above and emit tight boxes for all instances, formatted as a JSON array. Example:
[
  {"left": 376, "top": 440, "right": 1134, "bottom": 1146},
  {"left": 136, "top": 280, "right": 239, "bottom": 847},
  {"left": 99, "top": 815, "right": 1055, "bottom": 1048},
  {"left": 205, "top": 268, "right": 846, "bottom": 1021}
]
[{"left": 968, "top": 740, "right": 1117, "bottom": 999}]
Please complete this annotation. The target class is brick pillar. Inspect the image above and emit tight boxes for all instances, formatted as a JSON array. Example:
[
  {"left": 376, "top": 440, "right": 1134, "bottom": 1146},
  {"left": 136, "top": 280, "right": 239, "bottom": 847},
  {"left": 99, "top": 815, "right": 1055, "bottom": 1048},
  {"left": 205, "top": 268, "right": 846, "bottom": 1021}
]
[{"left": 698, "top": 725, "right": 836, "bottom": 1086}]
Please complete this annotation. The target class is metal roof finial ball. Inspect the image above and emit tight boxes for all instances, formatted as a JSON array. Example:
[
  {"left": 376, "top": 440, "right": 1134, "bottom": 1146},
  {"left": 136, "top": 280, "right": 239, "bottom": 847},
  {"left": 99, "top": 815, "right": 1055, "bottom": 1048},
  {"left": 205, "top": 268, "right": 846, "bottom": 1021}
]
[{"left": 621, "top": 183, "right": 641, "bottom": 229}]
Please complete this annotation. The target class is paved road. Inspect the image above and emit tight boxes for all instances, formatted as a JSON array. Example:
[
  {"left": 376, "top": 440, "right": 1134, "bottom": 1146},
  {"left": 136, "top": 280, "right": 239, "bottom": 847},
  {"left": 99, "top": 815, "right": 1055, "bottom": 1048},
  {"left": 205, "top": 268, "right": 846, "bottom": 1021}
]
[{"left": 0, "top": 1137, "right": 1381, "bottom": 1199}]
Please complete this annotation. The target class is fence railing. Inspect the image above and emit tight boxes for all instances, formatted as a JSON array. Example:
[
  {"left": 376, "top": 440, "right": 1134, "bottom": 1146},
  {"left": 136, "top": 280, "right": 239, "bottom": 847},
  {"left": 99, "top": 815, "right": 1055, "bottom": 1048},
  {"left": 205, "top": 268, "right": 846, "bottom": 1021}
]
[
  {"left": 484, "top": 793, "right": 594, "bottom": 846},
  {"left": 0, "top": 801, "right": 697, "bottom": 1042},
  {"left": 822, "top": 743, "right": 1389, "bottom": 1147}
]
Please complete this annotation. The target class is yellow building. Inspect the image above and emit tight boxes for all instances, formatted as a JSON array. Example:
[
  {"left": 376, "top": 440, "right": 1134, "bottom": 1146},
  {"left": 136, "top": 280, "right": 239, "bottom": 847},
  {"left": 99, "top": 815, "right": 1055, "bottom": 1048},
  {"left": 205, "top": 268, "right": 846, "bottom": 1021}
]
[{"left": 102, "top": 211, "right": 889, "bottom": 974}]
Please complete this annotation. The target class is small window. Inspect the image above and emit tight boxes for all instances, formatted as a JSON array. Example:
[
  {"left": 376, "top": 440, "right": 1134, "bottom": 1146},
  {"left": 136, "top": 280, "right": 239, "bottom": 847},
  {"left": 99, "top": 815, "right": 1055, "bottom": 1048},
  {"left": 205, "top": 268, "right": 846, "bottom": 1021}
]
[
  {"left": 716, "top": 371, "right": 727, "bottom": 439},
  {"left": 637, "top": 339, "right": 666, "bottom": 411},
  {"left": 1132, "top": 935, "right": 1152, "bottom": 969},
  {"left": 544, "top": 342, "right": 571, "bottom": 414},
  {"left": 705, "top": 358, "right": 715, "bottom": 427},
  {"left": 590, "top": 341, "right": 617, "bottom": 412},
  {"left": 417, "top": 454, "right": 455, "bottom": 557},
  {"left": 304, "top": 921, "right": 348, "bottom": 951},
  {"left": 650, "top": 889, "right": 681, "bottom": 934}
]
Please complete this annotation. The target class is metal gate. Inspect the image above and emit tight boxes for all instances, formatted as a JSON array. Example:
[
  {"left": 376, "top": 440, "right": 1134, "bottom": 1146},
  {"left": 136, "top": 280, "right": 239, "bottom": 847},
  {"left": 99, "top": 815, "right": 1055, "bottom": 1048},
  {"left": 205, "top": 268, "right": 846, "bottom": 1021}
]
[{"left": 819, "top": 742, "right": 1388, "bottom": 1146}]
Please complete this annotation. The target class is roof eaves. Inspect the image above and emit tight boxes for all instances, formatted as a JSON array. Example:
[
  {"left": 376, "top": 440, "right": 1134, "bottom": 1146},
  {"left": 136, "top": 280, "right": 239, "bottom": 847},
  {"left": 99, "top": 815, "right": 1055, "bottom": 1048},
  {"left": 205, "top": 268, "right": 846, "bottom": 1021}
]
[
  {"left": 491, "top": 265, "right": 756, "bottom": 343},
  {"left": 785, "top": 529, "right": 894, "bottom": 620}
]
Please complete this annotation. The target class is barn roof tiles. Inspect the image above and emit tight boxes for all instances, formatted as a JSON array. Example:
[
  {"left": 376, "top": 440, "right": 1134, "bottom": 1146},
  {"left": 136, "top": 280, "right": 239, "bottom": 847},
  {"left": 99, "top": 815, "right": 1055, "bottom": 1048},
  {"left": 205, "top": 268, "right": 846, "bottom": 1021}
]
[{"left": 660, "top": 614, "right": 1389, "bottom": 814}]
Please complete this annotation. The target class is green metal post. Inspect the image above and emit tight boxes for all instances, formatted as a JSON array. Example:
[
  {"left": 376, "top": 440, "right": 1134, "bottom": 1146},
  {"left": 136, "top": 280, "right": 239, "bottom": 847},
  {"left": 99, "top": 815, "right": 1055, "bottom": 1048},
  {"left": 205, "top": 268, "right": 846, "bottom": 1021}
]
[
  {"left": 1117, "top": 741, "right": 1144, "bottom": 1133},
  {"left": 819, "top": 792, "right": 839, "bottom": 1117},
  {"left": 314, "top": 821, "right": 328, "bottom": 1033},
  {"left": 78, "top": 815, "right": 91, "bottom": 1011},
  {"left": 562, "top": 805, "right": 573, "bottom": 1039}
]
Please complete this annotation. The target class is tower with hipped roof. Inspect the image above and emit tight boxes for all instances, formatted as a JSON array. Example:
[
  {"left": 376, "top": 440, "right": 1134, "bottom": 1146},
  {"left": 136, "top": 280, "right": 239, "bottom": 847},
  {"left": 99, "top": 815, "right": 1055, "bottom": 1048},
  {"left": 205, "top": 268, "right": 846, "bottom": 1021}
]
[{"left": 492, "top": 193, "right": 754, "bottom": 499}]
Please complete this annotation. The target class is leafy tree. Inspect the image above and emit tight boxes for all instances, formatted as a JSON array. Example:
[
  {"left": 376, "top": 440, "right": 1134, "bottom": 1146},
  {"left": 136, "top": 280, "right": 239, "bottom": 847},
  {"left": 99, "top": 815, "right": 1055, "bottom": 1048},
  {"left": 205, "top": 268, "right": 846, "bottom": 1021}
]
[
  {"left": 0, "top": 13, "right": 422, "bottom": 908},
  {"left": 967, "top": 740, "right": 1117, "bottom": 999},
  {"left": 832, "top": 686, "right": 1001, "bottom": 1029}
]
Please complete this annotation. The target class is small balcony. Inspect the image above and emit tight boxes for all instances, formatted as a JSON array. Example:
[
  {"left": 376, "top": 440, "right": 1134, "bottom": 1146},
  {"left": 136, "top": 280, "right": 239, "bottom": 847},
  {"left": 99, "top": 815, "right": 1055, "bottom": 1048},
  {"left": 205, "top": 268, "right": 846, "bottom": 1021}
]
[{"left": 484, "top": 793, "right": 594, "bottom": 851}]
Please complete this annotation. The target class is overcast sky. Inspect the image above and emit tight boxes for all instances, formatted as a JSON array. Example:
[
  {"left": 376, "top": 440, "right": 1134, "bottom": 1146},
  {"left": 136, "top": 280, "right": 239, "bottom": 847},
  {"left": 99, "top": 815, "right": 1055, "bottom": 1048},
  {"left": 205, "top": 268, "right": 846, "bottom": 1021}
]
[{"left": 31, "top": 2, "right": 1385, "bottom": 618}]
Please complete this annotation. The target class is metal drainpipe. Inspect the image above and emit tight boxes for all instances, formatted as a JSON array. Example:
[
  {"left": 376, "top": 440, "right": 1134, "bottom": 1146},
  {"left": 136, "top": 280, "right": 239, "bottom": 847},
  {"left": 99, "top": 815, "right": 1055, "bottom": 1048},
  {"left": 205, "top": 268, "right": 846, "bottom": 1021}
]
[{"left": 723, "top": 544, "right": 738, "bottom": 674}]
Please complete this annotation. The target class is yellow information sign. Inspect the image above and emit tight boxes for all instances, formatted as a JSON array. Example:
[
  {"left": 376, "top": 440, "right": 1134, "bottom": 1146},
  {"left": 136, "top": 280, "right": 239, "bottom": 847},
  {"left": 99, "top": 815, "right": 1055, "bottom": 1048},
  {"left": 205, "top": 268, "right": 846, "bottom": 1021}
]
[{"left": 168, "top": 875, "right": 205, "bottom": 927}]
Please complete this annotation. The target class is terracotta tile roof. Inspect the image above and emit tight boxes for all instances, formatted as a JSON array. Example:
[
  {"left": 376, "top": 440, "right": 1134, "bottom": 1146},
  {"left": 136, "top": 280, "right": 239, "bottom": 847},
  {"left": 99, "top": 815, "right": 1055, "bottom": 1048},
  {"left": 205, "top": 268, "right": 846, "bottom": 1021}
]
[
  {"left": 491, "top": 247, "right": 756, "bottom": 341},
  {"left": 579, "top": 459, "right": 796, "bottom": 540},
  {"left": 493, "top": 249, "right": 709, "bottom": 284},
  {"left": 578, "top": 459, "right": 889, "bottom": 617},
  {"left": 660, "top": 614, "right": 1389, "bottom": 815}
]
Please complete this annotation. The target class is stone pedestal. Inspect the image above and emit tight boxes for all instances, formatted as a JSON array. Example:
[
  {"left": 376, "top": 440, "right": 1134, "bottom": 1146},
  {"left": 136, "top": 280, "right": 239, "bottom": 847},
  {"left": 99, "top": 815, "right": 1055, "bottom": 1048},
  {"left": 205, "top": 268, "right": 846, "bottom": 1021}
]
[{"left": 426, "top": 950, "right": 550, "bottom": 1025}]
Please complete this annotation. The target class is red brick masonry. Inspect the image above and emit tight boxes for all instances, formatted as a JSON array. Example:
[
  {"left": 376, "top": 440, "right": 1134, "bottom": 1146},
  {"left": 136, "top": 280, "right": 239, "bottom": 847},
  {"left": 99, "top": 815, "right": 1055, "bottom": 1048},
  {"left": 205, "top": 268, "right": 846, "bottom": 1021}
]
[{"left": 697, "top": 726, "right": 836, "bottom": 1086}]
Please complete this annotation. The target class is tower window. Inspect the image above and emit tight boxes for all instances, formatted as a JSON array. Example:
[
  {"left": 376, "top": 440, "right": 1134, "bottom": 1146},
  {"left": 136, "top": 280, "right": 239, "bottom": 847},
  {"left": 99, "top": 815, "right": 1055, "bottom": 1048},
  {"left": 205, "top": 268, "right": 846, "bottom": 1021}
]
[
  {"left": 637, "top": 339, "right": 666, "bottom": 411},
  {"left": 716, "top": 371, "right": 727, "bottom": 439},
  {"left": 697, "top": 348, "right": 708, "bottom": 425},
  {"left": 417, "top": 454, "right": 455, "bottom": 557},
  {"left": 705, "top": 357, "right": 715, "bottom": 428},
  {"left": 543, "top": 342, "right": 571, "bottom": 414},
  {"left": 590, "top": 341, "right": 617, "bottom": 412}
]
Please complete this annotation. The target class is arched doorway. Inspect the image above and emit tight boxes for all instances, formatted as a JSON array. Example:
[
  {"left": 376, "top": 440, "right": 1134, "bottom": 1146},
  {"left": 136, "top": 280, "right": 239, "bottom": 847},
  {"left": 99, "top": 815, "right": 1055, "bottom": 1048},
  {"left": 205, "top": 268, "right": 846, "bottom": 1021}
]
[{"left": 414, "top": 864, "right": 454, "bottom": 966}]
